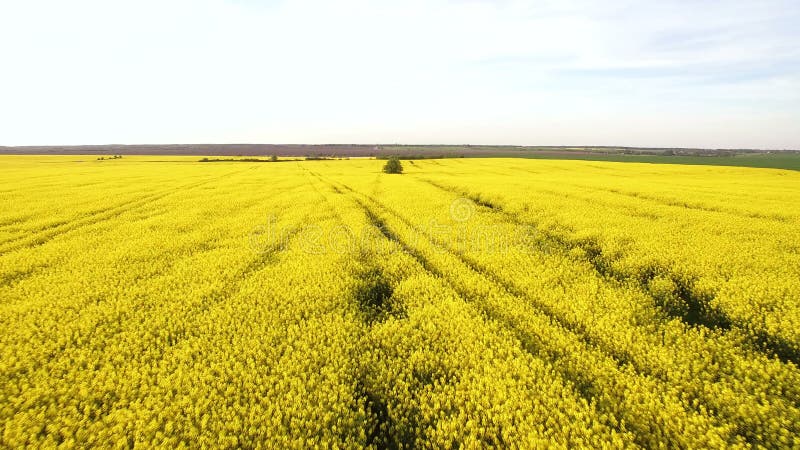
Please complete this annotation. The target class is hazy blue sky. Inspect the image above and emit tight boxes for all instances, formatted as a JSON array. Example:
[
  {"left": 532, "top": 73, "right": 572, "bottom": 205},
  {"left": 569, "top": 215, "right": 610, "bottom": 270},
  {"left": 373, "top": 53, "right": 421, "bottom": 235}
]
[{"left": 1, "top": 0, "right": 798, "bottom": 148}]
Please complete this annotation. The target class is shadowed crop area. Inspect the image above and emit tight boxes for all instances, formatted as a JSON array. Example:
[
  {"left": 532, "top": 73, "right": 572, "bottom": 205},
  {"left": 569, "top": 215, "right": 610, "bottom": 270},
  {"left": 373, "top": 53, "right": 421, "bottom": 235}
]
[{"left": 1, "top": 155, "right": 799, "bottom": 448}]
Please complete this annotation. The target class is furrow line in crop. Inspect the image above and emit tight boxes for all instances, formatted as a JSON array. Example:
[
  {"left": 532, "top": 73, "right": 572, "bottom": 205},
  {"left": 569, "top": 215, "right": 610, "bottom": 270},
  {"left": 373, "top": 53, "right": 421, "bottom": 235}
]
[
  {"left": 318, "top": 176, "right": 738, "bottom": 448},
  {"left": 418, "top": 177, "right": 800, "bottom": 366},
  {"left": 0, "top": 168, "right": 252, "bottom": 254}
]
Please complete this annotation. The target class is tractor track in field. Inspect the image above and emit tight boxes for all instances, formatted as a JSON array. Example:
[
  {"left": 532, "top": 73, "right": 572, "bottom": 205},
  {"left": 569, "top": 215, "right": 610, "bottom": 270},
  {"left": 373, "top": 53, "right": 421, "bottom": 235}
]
[
  {"left": 325, "top": 177, "right": 660, "bottom": 360},
  {"left": 333, "top": 180, "right": 636, "bottom": 365},
  {"left": 0, "top": 181, "right": 310, "bottom": 379},
  {"left": 0, "top": 214, "right": 35, "bottom": 229},
  {"left": 0, "top": 188, "right": 184, "bottom": 247},
  {"left": 0, "top": 215, "right": 308, "bottom": 395},
  {"left": 12, "top": 222, "right": 308, "bottom": 432},
  {"left": 301, "top": 168, "right": 405, "bottom": 448},
  {"left": 399, "top": 178, "right": 800, "bottom": 433},
  {"left": 349, "top": 194, "right": 731, "bottom": 447},
  {"left": 325, "top": 173, "right": 800, "bottom": 446},
  {"left": 0, "top": 169, "right": 253, "bottom": 291},
  {"left": 0, "top": 168, "right": 253, "bottom": 255},
  {"left": 313, "top": 175, "right": 743, "bottom": 447},
  {"left": 0, "top": 265, "right": 46, "bottom": 290},
  {"left": 411, "top": 178, "right": 800, "bottom": 408},
  {"left": 141, "top": 220, "right": 308, "bottom": 353},
  {"left": 594, "top": 186, "right": 791, "bottom": 222},
  {"left": 504, "top": 165, "right": 792, "bottom": 222},
  {"left": 417, "top": 177, "right": 800, "bottom": 366}
]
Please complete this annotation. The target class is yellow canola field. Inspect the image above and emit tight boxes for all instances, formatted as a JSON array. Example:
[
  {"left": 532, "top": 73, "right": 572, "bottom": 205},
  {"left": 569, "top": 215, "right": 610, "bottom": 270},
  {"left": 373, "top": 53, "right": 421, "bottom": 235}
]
[{"left": 1, "top": 155, "right": 799, "bottom": 448}]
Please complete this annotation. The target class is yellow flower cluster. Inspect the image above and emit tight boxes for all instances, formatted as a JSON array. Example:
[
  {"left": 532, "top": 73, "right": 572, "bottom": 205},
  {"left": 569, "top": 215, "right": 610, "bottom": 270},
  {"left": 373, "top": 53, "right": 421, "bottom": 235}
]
[{"left": 1, "top": 156, "right": 798, "bottom": 448}]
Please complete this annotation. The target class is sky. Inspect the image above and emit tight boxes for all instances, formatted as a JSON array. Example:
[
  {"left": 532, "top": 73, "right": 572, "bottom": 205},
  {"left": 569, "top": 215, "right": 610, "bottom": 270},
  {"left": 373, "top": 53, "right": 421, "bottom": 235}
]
[{"left": 1, "top": 0, "right": 798, "bottom": 149}]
